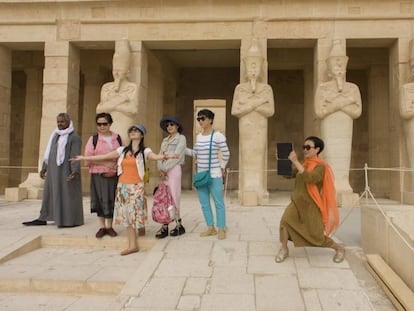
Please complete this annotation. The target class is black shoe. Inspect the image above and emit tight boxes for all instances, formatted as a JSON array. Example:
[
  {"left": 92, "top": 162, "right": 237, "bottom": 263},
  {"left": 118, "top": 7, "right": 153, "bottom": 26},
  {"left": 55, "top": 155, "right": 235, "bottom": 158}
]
[
  {"left": 170, "top": 224, "right": 185, "bottom": 236},
  {"left": 155, "top": 224, "right": 169, "bottom": 239},
  {"left": 22, "top": 219, "right": 47, "bottom": 226}
]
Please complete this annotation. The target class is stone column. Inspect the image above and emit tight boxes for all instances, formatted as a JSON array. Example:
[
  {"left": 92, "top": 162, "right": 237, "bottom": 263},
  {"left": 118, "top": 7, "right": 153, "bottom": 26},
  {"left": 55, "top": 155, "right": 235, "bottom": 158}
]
[
  {"left": 130, "top": 40, "right": 148, "bottom": 124},
  {"left": 20, "top": 42, "right": 80, "bottom": 199},
  {"left": 313, "top": 38, "right": 333, "bottom": 136},
  {"left": 0, "top": 45, "right": 11, "bottom": 193},
  {"left": 303, "top": 64, "right": 314, "bottom": 136},
  {"left": 236, "top": 37, "right": 271, "bottom": 206},
  {"left": 21, "top": 68, "right": 42, "bottom": 178},
  {"left": 395, "top": 38, "right": 414, "bottom": 203},
  {"left": 368, "top": 65, "right": 390, "bottom": 196}
]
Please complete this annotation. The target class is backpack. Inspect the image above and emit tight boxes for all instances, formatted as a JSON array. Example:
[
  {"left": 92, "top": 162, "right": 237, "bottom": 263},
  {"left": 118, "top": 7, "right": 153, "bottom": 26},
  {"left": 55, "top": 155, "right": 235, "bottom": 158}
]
[
  {"left": 92, "top": 133, "right": 122, "bottom": 149},
  {"left": 152, "top": 182, "right": 175, "bottom": 224}
]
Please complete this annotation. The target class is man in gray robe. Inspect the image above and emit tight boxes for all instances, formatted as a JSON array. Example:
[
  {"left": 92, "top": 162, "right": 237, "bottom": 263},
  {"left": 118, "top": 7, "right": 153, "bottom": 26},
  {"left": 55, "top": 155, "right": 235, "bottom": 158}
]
[{"left": 22, "top": 113, "right": 84, "bottom": 227}]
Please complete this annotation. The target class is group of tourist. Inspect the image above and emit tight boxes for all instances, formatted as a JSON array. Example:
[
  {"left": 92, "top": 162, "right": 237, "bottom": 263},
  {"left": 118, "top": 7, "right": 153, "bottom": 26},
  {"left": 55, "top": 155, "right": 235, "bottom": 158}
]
[
  {"left": 21, "top": 109, "right": 344, "bottom": 263},
  {"left": 22, "top": 109, "right": 231, "bottom": 256}
]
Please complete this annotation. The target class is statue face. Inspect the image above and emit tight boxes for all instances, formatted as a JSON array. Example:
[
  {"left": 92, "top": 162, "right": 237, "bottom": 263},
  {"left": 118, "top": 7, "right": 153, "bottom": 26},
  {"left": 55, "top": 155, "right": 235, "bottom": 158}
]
[
  {"left": 245, "top": 57, "right": 262, "bottom": 80},
  {"left": 328, "top": 56, "right": 347, "bottom": 79},
  {"left": 112, "top": 55, "right": 129, "bottom": 80}
]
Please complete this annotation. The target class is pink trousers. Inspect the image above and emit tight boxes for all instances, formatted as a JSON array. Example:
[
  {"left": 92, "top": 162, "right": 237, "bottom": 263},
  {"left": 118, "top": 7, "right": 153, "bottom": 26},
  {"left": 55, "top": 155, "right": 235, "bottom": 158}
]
[{"left": 166, "top": 165, "right": 182, "bottom": 217}]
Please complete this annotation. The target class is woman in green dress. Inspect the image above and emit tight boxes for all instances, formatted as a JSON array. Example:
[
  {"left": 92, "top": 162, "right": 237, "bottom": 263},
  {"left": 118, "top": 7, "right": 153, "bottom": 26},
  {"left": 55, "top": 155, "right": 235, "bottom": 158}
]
[{"left": 275, "top": 136, "right": 345, "bottom": 263}]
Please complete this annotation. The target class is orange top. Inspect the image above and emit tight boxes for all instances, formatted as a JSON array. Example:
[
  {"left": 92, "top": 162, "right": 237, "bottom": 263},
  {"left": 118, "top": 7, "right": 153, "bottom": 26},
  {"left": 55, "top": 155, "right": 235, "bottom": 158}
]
[
  {"left": 118, "top": 156, "right": 141, "bottom": 184},
  {"left": 303, "top": 157, "right": 339, "bottom": 236}
]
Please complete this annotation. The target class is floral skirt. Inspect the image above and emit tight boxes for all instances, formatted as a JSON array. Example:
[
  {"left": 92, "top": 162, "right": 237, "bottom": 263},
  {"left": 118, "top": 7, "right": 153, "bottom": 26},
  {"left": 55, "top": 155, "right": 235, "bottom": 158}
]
[{"left": 113, "top": 182, "right": 146, "bottom": 230}]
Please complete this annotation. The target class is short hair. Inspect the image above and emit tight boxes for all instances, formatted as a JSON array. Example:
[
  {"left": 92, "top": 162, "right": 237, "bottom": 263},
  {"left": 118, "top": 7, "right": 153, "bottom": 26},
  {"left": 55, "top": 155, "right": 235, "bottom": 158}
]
[
  {"left": 304, "top": 136, "right": 324, "bottom": 155},
  {"left": 197, "top": 109, "right": 215, "bottom": 120},
  {"left": 95, "top": 112, "right": 113, "bottom": 124},
  {"left": 57, "top": 112, "right": 71, "bottom": 121}
]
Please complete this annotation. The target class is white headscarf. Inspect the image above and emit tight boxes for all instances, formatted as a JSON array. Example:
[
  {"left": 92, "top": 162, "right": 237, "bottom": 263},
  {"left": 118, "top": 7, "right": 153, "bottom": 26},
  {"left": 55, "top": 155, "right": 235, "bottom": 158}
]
[{"left": 44, "top": 121, "right": 74, "bottom": 166}]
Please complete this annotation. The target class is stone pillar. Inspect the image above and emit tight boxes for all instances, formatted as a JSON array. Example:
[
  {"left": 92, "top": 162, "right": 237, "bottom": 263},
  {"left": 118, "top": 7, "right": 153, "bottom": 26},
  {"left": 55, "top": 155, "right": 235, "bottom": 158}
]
[
  {"left": 40, "top": 41, "right": 80, "bottom": 168},
  {"left": 130, "top": 40, "right": 148, "bottom": 124},
  {"left": 21, "top": 68, "right": 42, "bottom": 177},
  {"left": 368, "top": 65, "right": 390, "bottom": 196},
  {"left": 315, "top": 38, "right": 361, "bottom": 207},
  {"left": 236, "top": 37, "right": 271, "bottom": 206},
  {"left": 303, "top": 64, "right": 314, "bottom": 136},
  {"left": 0, "top": 45, "right": 11, "bottom": 193},
  {"left": 19, "top": 42, "right": 80, "bottom": 199},
  {"left": 395, "top": 38, "right": 414, "bottom": 203},
  {"left": 313, "top": 38, "right": 332, "bottom": 137}
]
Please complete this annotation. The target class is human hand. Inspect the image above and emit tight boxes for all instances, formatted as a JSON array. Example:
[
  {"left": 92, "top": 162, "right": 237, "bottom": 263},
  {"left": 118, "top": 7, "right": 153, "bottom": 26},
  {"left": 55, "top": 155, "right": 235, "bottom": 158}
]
[
  {"left": 39, "top": 169, "right": 47, "bottom": 179},
  {"left": 159, "top": 170, "right": 167, "bottom": 180},
  {"left": 69, "top": 155, "right": 84, "bottom": 162},
  {"left": 66, "top": 172, "right": 77, "bottom": 181},
  {"left": 163, "top": 154, "right": 179, "bottom": 160},
  {"left": 288, "top": 151, "right": 298, "bottom": 162}
]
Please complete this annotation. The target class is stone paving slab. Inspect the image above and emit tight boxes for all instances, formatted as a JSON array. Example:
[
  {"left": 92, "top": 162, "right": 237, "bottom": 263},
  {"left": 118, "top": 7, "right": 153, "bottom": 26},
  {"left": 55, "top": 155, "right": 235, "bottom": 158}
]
[{"left": 0, "top": 191, "right": 397, "bottom": 310}]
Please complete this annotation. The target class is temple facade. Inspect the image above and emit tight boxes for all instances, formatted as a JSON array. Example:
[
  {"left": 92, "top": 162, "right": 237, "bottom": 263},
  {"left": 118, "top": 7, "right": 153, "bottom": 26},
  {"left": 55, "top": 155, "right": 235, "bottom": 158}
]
[{"left": 1, "top": 0, "right": 414, "bottom": 205}]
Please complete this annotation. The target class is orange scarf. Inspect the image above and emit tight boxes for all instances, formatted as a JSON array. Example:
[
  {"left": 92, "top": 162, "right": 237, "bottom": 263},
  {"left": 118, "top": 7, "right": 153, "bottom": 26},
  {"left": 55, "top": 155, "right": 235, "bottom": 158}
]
[{"left": 303, "top": 157, "right": 339, "bottom": 236}]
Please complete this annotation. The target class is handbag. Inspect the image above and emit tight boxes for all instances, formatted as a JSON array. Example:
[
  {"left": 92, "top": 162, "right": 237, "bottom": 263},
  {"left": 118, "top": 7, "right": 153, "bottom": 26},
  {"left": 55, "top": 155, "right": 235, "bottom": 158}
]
[
  {"left": 152, "top": 181, "right": 175, "bottom": 224},
  {"left": 193, "top": 130, "right": 214, "bottom": 188},
  {"left": 142, "top": 151, "right": 150, "bottom": 184}
]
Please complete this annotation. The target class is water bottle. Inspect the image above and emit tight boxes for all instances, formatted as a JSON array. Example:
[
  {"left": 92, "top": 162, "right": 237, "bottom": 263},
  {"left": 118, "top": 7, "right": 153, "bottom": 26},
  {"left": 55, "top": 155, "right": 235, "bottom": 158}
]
[{"left": 168, "top": 205, "right": 176, "bottom": 220}]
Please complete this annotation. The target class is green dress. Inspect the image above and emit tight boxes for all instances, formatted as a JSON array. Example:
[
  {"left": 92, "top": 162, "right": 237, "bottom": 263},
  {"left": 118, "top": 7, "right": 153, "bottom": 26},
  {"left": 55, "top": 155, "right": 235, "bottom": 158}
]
[{"left": 280, "top": 164, "right": 334, "bottom": 248}]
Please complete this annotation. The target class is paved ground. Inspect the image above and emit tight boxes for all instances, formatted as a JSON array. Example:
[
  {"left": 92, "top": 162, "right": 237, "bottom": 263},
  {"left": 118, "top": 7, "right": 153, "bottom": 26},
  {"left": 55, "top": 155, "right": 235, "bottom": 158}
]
[{"left": 0, "top": 190, "right": 396, "bottom": 311}]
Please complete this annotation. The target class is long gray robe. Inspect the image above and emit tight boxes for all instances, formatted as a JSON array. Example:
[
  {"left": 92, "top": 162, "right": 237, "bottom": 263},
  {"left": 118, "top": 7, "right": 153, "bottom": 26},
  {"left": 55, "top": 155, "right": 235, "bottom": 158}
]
[{"left": 39, "top": 132, "right": 84, "bottom": 227}]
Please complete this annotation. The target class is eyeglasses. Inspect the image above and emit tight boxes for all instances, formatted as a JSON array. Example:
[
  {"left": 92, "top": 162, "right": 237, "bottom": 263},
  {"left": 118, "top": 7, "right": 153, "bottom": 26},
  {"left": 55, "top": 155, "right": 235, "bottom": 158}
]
[
  {"left": 302, "top": 145, "right": 316, "bottom": 151},
  {"left": 128, "top": 128, "right": 140, "bottom": 133},
  {"left": 196, "top": 116, "right": 206, "bottom": 122},
  {"left": 96, "top": 122, "right": 109, "bottom": 127},
  {"left": 166, "top": 122, "right": 176, "bottom": 127}
]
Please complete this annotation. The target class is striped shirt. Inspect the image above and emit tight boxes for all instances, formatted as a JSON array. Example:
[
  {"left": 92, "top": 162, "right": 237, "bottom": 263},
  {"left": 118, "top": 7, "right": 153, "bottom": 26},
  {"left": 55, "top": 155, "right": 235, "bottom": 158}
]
[{"left": 189, "top": 131, "right": 230, "bottom": 178}]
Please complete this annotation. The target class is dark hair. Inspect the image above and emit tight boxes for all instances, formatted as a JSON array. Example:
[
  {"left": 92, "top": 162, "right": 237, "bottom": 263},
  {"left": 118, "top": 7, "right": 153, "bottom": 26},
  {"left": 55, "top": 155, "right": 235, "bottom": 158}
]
[
  {"left": 95, "top": 112, "right": 113, "bottom": 124},
  {"left": 57, "top": 112, "right": 71, "bottom": 121},
  {"left": 123, "top": 138, "right": 145, "bottom": 158},
  {"left": 197, "top": 109, "right": 215, "bottom": 124},
  {"left": 304, "top": 136, "right": 324, "bottom": 155}
]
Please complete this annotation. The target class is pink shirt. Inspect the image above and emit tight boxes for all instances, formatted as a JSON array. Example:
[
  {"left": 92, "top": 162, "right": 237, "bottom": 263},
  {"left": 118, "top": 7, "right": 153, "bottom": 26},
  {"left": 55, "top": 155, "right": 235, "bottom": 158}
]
[{"left": 84, "top": 132, "right": 123, "bottom": 174}]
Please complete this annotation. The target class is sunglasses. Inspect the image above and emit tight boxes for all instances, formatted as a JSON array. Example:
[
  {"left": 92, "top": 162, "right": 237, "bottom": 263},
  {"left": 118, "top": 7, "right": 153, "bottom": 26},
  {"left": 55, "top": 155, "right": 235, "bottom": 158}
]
[
  {"left": 96, "top": 122, "right": 109, "bottom": 127},
  {"left": 128, "top": 128, "right": 140, "bottom": 133},
  {"left": 166, "top": 122, "right": 176, "bottom": 127},
  {"left": 196, "top": 116, "right": 206, "bottom": 122},
  {"left": 302, "top": 145, "right": 316, "bottom": 151}
]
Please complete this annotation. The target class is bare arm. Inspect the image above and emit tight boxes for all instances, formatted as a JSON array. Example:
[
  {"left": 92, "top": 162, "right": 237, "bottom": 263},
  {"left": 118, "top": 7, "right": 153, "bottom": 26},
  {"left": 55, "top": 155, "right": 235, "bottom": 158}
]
[{"left": 70, "top": 150, "right": 120, "bottom": 162}]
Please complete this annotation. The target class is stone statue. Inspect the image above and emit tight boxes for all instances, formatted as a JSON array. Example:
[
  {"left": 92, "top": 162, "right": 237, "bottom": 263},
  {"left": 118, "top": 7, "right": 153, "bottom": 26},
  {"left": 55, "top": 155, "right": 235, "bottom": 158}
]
[
  {"left": 399, "top": 43, "right": 414, "bottom": 171},
  {"left": 97, "top": 39, "right": 138, "bottom": 141},
  {"left": 232, "top": 40, "right": 275, "bottom": 205},
  {"left": 315, "top": 39, "right": 362, "bottom": 202}
]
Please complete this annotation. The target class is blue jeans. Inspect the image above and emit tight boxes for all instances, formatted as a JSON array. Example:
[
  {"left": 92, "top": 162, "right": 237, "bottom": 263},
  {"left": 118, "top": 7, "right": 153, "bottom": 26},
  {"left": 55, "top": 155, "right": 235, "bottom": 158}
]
[{"left": 197, "top": 177, "right": 226, "bottom": 228}]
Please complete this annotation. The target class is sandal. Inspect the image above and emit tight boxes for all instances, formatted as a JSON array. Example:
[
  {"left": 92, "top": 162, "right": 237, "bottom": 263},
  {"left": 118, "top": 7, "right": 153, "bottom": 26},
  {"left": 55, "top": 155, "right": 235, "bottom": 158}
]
[
  {"left": 275, "top": 248, "right": 289, "bottom": 263},
  {"left": 333, "top": 247, "right": 345, "bottom": 263}
]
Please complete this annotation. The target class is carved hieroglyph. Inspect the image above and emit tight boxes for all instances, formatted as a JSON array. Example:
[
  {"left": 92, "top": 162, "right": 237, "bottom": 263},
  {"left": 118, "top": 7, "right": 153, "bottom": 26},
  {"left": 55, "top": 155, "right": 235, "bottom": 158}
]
[
  {"left": 232, "top": 40, "right": 275, "bottom": 205},
  {"left": 399, "top": 43, "right": 414, "bottom": 172},
  {"left": 96, "top": 39, "right": 138, "bottom": 141},
  {"left": 315, "top": 39, "right": 362, "bottom": 195}
]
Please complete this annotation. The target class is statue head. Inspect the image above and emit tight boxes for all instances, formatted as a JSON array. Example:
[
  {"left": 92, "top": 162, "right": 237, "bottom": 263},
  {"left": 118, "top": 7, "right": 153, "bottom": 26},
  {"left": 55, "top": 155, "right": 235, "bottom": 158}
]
[
  {"left": 244, "top": 39, "right": 264, "bottom": 92},
  {"left": 326, "top": 40, "right": 349, "bottom": 91},
  {"left": 326, "top": 40, "right": 348, "bottom": 79},
  {"left": 112, "top": 39, "right": 131, "bottom": 90}
]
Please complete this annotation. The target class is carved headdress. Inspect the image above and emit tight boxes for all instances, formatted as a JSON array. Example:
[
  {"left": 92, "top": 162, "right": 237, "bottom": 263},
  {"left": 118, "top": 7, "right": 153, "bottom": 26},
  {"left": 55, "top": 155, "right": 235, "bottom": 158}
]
[
  {"left": 113, "top": 39, "right": 131, "bottom": 71},
  {"left": 245, "top": 39, "right": 263, "bottom": 61},
  {"left": 327, "top": 39, "right": 349, "bottom": 67}
]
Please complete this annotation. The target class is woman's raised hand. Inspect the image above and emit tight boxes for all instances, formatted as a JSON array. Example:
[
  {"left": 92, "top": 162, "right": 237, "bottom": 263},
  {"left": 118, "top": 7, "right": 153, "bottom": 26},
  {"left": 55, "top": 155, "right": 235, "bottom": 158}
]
[{"left": 69, "top": 155, "right": 84, "bottom": 162}]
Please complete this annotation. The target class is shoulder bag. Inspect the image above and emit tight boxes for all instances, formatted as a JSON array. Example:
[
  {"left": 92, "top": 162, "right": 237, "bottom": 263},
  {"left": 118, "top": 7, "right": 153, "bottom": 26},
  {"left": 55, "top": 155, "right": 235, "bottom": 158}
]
[{"left": 193, "top": 130, "right": 214, "bottom": 188}]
